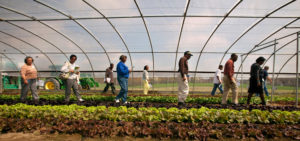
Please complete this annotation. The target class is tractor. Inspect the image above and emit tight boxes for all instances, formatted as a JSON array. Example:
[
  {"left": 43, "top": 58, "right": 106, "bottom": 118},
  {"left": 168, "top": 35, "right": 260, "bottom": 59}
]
[
  {"left": 44, "top": 77, "right": 99, "bottom": 90},
  {"left": 2, "top": 75, "right": 20, "bottom": 89}
]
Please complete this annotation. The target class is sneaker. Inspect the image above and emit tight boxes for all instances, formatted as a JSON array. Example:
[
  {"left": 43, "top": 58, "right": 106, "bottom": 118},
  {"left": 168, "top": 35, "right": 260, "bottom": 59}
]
[
  {"left": 79, "top": 98, "right": 85, "bottom": 102},
  {"left": 115, "top": 99, "right": 120, "bottom": 103},
  {"left": 123, "top": 101, "right": 130, "bottom": 105}
]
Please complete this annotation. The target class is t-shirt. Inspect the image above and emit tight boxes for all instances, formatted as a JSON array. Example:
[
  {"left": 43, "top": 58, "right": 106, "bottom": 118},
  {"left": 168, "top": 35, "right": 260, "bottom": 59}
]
[
  {"left": 263, "top": 70, "right": 268, "bottom": 80},
  {"left": 250, "top": 63, "right": 263, "bottom": 82},
  {"left": 20, "top": 64, "right": 37, "bottom": 79},
  {"left": 61, "top": 61, "right": 79, "bottom": 80},
  {"left": 224, "top": 59, "right": 234, "bottom": 78},
  {"left": 213, "top": 69, "right": 222, "bottom": 84}
]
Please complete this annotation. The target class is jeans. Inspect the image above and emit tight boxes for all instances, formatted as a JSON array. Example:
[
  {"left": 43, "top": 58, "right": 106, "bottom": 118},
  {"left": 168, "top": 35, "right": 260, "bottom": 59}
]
[
  {"left": 116, "top": 77, "right": 128, "bottom": 102},
  {"left": 64, "top": 79, "right": 82, "bottom": 102},
  {"left": 20, "top": 79, "right": 39, "bottom": 101},
  {"left": 256, "top": 81, "right": 269, "bottom": 97},
  {"left": 211, "top": 83, "right": 223, "bottom": 96},
  {"left": 263, "top": 81, "right": 269, "bottom": 96},
  {"left": 103, "top": 83, "right": 116, "bottom": 94}
]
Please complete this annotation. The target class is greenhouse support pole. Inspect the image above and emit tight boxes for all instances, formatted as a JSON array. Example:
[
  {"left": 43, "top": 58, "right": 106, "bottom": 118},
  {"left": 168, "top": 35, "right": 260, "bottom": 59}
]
[
  {"left": 0, "top": 56, "right": 2, "bottom": 93},
  {"left": 296, "top": 32, "right": 299, "bottom": 106},
  {"left": 240, "top": 55, "right": 243, "bottom": 96},
  {"left": 271, "top": 39, "right": 276, "bottom": 102}
]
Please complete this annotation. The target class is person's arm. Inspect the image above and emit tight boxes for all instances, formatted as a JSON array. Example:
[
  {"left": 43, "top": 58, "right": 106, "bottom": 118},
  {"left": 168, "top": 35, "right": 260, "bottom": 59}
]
[
  {"left": 179, "top": 58, "right": 187, "bottom": 81},
  {"left": 105, "top": 69, "right": 109, "bottom": 78},
  {"left": 179, "top": 58, "right": 185, "bottom": 78},
  {"left": 61, "top": 62, "right": 73, "bottom": 73},
  {"left": 118, "top": 63, "right": 129, "bottom": 75},
  {"left": 267, "top": 76, "right": 272, "bottom": 83},
  {"left": 146, "top": 71, "right": 149, "bottom": 82},
  {"left": 254, "top": 66, "right": 261, "bottom": 86},
  {"left": 217, "top": 70, "right": 222, "bottom": 84},
  {"left": 20, "top": 66, "right": 28, "bottom": 84},
  {"left": 227, "top": 62, "right": 234, "bottom": 82}
]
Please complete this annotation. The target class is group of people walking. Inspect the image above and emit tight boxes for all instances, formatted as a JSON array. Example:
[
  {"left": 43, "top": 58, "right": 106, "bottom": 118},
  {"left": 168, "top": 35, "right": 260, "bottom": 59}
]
[
  {"left": 208, "top": 54, "right": 271, "bottom": 105},
  {"left": 20, "top": 51, "right": 270, "bottom": 105}
]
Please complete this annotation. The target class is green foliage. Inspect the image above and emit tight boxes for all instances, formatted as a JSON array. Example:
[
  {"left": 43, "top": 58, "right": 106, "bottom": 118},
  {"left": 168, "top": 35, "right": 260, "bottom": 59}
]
[
  {"left": 0, "top": 104, "right": 299, "bottom": 124},
  {"left": 0, "top": 94, "right": 298, "bottom": 104}
]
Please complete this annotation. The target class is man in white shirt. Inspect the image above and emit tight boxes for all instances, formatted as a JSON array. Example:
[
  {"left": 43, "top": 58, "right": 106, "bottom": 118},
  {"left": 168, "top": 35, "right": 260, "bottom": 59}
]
[
  {"left": 211, "top": 65, "right": 224, "bottom": 96},
  {"left": 61, "top": 54, "right": 84, "bottom": 102}
]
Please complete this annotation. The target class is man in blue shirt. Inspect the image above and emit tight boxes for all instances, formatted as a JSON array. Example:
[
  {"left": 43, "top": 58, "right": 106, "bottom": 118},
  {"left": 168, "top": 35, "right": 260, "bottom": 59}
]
[{"left": 115, "top": 55, "right": 131, "bottom": 104}]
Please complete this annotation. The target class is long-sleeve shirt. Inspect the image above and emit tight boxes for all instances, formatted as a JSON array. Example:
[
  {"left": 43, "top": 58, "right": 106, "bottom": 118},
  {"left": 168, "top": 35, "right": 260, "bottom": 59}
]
[
  {"left": 20, "top": 64, "right": 37, "bottom": 80},
  {"left": 105, "top": 67, "right": 114, "bottom": 83},
  {"left": 250, "top": 63, "right": 263, "bottom": 83},
  {"left": 61, "top": 61, "right": 78, "bottom": 79},
  {"left": 178, "top": 57, "right": 189, "bottom": 78},
  {"left": 142, "top": 70, "right": 149, "bottom": 81},
  {"left": 224, "top": 59, "right": 234, "bottom": 78},
  {"left": 117, "top": 61, "right": 129, "bottom": 78}
]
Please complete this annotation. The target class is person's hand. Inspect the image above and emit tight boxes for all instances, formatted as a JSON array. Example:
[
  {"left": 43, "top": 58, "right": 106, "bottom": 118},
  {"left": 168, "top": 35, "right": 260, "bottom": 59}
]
[
  {"left": 230, "top": 78, "right": 235, "bottom": 84},
  {"left": 75, "top": 72, "right": 80, "bottom": 75},
  {"left": 258, "top": 82, "right": 261, "bottom": 86},
  {"left": 219, "top": 80, "right": 222, "bottom": 84},
  {"left": 69, "top": 69, "right": 74, "bottom": 73},
  {"left": 183, "top": 76, "right": 187, "bottom": 81},
  {"left": 270, "top": 80, "right": 273, "bottom": 83},
  {"left": 129, "top": 69, "right": 132, "bottom": 73},
  {"left": 24, "top": 79, "right": 28, "bottom": 85}
]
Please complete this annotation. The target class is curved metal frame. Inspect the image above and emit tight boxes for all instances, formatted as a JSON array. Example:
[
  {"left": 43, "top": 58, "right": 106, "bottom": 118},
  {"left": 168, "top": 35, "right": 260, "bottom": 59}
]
[
  {"left": 5, "top": 21, "right": 69, "bottom": 59},
  {"left": 275, "top": 51, "right": 300, "bottom": 80},
  {"left": 133, "top": 0, "right": 155, "bottom": 90},
  {"left": 262, "top": 38, "right": 297, "bottom": 67},
  {"left": 0, "top": 30, "right": 57, "bottom": 71},
  {"left": 2, "top": 15, "right": 299, "bottom": 22},
  {"left": 192, "top": 0, "right": 242, "bottom": 92},
  {"left": 173, "top": 0, "right": 190, "bottom": 72},
  {"left": 0, "top": 40, "right": 39, "bottom": 71},
  {"left": 33, "top": 0, "right": 111, "bottom": 62},
  {"left": 82, "top": 0, "right": 133, "bottom": 68},
  {"left": 236, "top": 18, "right": 299, "bottom": 76},
  {"left": 171, "top": 0, "right": 191, "bottom": 92},
  {"left": 218, "top": 0, "right": 296, "bottom": 66},
  {"left": 0, "top": 53, "right": 18, "bottom": 70}
]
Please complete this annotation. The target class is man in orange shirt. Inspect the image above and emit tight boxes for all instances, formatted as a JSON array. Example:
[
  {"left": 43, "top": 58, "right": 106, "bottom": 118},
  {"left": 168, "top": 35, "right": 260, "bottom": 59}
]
[{"left": 221, "top": 53, "right": 238, "bottom": 105}]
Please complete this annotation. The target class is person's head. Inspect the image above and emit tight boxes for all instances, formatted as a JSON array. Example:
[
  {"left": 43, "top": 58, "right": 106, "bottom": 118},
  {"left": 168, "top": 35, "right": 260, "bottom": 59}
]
[
  {"left": 230, "top": 53, "right": 238, "bottom": 62},
  {"left": 110, "top": 63, "right": 114, "bottom": 69},
  {"left": 24, "top": 56, "right": 34, "bottom": 65},
  {"left": 264, "top": 66, "right": 269, "bottom": 71},
  {"left": 256, "top": 56, "right": 266, "bottom": 65},
  {"left": 69, "top": 54, "right": 77, "bottom": 64},
  {"left": 184, "top": 51, "right": 193, "bottom": 60},
  {"left": 218, "top": 65, "right": 223, "bottom": 70},
  {"left": 144, "top": 65, "right": 149, "bottom": 71},
  {"left": 119, "top": 55, "right": 127, "bottom": 62}
]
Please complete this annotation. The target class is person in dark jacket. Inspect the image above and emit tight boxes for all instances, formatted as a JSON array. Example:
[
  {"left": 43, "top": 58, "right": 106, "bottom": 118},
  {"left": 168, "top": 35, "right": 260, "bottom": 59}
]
[
  {"left": 102, "top": 63, "right": 116, "bottom": 94},
  {"left": 115, "top": 55, "right": 131, "bottom": 104},
  {"left": 247, "top": 57, "right": 266, "bottom": 105},
  {"left": 177, "top": 51, "right": 193, "bottom": 106}
]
